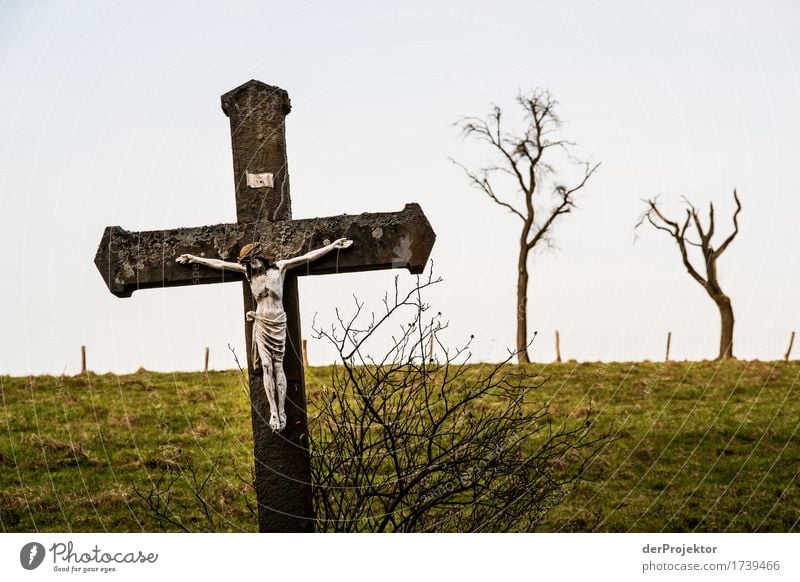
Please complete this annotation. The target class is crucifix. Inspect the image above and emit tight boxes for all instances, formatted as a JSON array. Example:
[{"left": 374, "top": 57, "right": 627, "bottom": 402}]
[{"left": 94, "top": 80, "right": 436, "bottom": 532}]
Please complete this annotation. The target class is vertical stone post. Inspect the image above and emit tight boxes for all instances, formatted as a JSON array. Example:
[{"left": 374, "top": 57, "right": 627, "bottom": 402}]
[{"left": 221, "top": 81, "right": 314, "bottom": 532}]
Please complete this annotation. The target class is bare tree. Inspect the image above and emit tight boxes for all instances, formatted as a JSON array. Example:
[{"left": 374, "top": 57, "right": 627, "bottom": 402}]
[
  {"left": 452, "top": 90, "right": 599, "bottom": 364},
  {"left": 637, "top": 190, "right": 742, "bottom": 359},
  {"left": 308, "top": 271, "right": 610, "bottom": 532}
]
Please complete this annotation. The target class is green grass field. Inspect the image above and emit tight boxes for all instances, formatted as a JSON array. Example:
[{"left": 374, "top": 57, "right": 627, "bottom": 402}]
[{"left": 1, "top": 360, "right": 798, "bottom": 532}]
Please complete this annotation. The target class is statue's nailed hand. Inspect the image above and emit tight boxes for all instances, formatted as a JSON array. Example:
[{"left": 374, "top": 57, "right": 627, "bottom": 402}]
[
  {"left": 333, "top": 238, "right": 354, "bottom": 249},
  {"left": 176, "top": 254, "right": 195, "bottom": 264}
]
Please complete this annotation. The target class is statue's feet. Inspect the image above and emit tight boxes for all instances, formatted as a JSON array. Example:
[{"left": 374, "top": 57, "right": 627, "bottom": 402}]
[
  {"left": 278, "top": 411, "right": 287, "bottom": 431},
  {"left": 269, "top": 414, "right": 282, "bottom": 431}
]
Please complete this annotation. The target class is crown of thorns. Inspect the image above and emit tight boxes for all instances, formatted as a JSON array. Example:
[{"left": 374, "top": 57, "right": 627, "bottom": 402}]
[{"left": 237, "top": 242, "right": 262, "bottom": 263}]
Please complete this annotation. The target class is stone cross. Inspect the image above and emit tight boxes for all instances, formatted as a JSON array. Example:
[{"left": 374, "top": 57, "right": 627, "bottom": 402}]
[{"left": 94, "top": 80, "right": 436, "bottom": 532}]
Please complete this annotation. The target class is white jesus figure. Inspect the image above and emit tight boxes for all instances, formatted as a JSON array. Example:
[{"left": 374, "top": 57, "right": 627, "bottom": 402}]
[{"left": 177, "top": 238, "right": 353, "bottom": 431}]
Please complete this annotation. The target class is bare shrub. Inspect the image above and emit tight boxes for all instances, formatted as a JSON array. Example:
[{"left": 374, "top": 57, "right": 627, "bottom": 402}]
[{"left": 308, "top": 271, "right": 610, "bottom": 532}]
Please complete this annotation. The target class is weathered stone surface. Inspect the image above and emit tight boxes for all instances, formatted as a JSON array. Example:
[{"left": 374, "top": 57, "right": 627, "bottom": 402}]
[
  {"left": 221, "top": 80, "right": 292, "bottom": 223},
  {"left": 94, "top": 203, "right": 435, "bottom": 298}
]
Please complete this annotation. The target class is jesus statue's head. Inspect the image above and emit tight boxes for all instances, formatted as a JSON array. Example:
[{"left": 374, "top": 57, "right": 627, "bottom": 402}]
[{"left": 238, "top": 242, "right": 275, "bottom": 277}]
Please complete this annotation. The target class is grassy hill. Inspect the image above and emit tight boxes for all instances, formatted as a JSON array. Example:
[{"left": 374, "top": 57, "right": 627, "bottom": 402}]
[{"left": 1, "top": 360, "right": 798, "bottom": 532}]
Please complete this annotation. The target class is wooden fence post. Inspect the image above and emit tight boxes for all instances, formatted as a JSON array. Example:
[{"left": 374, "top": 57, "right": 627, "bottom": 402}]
[
  {"left": 555, "top": 330, "right": 562, "bottom": 363},
  {"left": 785, "top": 331, "right": 795, "bottom": 362},
  {"left": 302, "top": 339, "right": 309, "bottom": 367},
  {"left": 204, "top": 347, "right": 210, "bottom": 372},
  {"left": 665, "top": 331, "right": 672, "bottom": 362},
  {"left": 81, "top": 346, "right": 87, "bottom": 374}
]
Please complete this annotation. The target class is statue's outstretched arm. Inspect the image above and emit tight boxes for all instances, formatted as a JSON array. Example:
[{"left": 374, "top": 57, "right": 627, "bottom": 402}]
[
  {"left": 176, "top": 254, "right": 246, "bottom": 274},
  {"left": 277, "top": 238, "right": 353, "bottom": 270}
]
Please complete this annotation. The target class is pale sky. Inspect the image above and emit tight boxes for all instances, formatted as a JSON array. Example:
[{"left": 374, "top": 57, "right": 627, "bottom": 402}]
[{"left": 1, "top": 0, "right": 799, "bottom": 375}]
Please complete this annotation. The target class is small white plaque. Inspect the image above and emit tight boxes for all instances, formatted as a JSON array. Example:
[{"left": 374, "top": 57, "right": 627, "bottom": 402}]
[{"left": 246, "top": 171, "right": 274, "bottom": 189}]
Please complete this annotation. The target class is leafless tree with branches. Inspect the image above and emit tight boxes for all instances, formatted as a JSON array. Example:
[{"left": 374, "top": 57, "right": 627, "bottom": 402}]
[
  {"left": 308, "top": 271, "right": 610, "bottom": 532},
  {"left": 452, "top": 89, "right": 599, "bottom": 364},
  {"left": 637, "top": 190, "right": 742, "bottom": 359}
]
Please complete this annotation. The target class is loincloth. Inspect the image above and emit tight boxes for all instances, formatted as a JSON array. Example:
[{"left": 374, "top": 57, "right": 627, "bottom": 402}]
[{"left": 246, "top": 311, "right": 287, "bottom": 368}]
